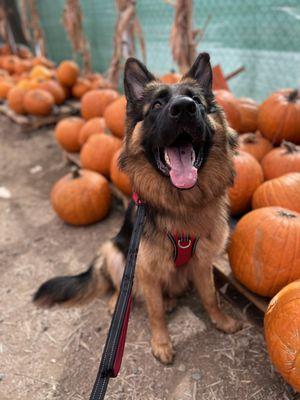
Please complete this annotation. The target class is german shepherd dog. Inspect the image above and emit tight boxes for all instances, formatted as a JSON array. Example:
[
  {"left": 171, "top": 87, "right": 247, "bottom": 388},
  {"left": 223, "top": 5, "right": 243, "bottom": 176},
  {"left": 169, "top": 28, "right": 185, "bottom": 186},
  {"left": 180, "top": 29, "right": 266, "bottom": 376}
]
[{"left": 34, "top": 53, "right": 242, "bottom": 364}]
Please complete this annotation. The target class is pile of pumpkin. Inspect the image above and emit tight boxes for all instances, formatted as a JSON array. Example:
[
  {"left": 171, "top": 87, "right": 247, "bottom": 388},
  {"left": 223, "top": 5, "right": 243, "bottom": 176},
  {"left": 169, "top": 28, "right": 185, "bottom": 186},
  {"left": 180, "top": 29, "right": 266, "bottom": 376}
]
[
  {"left": 222, "top": 88, "right": 300, "bottom": 392},
  {"left": 0, "top": 45, "right": 110, "bottom": 116}
]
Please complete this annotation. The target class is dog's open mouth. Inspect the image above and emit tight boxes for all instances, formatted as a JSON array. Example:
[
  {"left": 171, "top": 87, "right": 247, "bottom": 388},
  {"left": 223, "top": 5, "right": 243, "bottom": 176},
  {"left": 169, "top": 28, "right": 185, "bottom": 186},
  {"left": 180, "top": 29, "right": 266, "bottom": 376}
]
[{"left": 154, "top": 134, "right": 204, "bottom": 189}]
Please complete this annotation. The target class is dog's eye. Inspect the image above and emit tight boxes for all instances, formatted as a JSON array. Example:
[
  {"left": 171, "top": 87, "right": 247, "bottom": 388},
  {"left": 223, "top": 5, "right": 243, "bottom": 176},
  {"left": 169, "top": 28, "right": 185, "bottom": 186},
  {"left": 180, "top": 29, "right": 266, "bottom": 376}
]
[
  {"left": 152, "top": 100, "right": 162, "bottom": 110},
  {"left": 192, "top": 96, "right": 201, "bottom": 104}
]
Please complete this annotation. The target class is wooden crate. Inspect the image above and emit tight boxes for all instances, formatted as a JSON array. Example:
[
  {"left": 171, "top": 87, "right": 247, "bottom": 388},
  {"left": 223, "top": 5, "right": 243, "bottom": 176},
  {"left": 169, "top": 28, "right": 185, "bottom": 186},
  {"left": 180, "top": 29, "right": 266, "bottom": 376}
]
[{"left": 0, "top": 99, "right": 80, "bottom": 132}]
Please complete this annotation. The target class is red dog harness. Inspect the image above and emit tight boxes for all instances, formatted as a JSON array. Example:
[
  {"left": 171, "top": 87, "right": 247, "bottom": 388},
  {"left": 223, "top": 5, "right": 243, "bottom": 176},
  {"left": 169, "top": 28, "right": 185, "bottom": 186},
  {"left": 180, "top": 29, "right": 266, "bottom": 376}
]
[{"left": 167, "top": 233, "right": 199, "bottom": 267}]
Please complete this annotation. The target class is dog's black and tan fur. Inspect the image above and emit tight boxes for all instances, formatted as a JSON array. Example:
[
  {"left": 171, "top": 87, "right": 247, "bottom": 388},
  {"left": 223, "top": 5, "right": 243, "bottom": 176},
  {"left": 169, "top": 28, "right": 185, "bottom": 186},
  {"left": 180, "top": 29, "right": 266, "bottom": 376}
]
[{"left": 34, "top": 53, "right": 242, "bottom": 364}]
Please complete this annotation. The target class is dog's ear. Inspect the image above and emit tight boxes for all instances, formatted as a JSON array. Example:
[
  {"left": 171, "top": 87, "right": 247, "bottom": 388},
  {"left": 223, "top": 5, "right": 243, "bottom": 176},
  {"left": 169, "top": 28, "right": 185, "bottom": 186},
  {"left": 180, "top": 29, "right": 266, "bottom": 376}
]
[
  {"left": 124, "top": 58, "right": 156, "bottom": 104},
  {"left": 184, "top": 53, "right": 212, "bottom": 95}
]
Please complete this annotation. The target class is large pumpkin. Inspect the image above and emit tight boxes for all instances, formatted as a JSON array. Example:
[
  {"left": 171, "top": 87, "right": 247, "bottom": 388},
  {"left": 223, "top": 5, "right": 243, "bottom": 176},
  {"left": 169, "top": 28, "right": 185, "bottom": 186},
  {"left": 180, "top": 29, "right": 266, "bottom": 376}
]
[
  {"left": 71, "top": 77, "right": 92, "bottom": 98},
  {"left": 214, "top": 89, "right": 241, "bottom": 132},
  {"left": 51, "top": 168, "right": 111, "bottom": 226},
  {"left": 228, "top": 150, "right": 264, "bottom": 215},
  {"left": 252, "top": 173, "right": 300, "bottom": 213},
  {"left": 104, "top": 96, "right": 126, "bottom": 138},
  {"left": 55, "top": 117, "right": 84, "bottom": 152},
  {"left": 236, "top": 97, "right": 259, "bottom": 133},
  {"left": 258, "top": 89, "right": 300, "bottom": 144},
  {"left": 237, "top": 132, "right": 273, "bottom": 161},
  {"left": 261, "top": 141, "right": 300, "bottom": 180},
  {"left": 228, "top": 207, "right": 300, "bottom": 297},
  {"left": 110, "top": 149, "right": 132, "bottom": 196},
  {"left": 23, "top": 89, "right": 54, "bottom": 116},
  {"left": 265, "top": 280, "right": 300, "bottom": 392},
  {"left": 81, "top": 89, "right": 119, "bottom": 120},
  {"left": 80, "top": 134, "right": 122, "bottom": 177},
  {"left": 7, "top": 87, "right": 27, "bottom": 114},
  {"left": 56, "top": 60, "right": 79, "bottom": 87},
  {"left": 38, "top": 80, "right": 65, "bottom": 105},
  {"left": 78, "top": 117, "right": 106, "bottom": 146}
]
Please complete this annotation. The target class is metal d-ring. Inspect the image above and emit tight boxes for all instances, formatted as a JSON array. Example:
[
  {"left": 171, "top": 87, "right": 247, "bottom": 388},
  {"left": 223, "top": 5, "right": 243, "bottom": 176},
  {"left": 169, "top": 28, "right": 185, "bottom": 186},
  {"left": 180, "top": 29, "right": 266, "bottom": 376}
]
[{"left": 177, "top": 239, "right": 191, "bottom": 249}]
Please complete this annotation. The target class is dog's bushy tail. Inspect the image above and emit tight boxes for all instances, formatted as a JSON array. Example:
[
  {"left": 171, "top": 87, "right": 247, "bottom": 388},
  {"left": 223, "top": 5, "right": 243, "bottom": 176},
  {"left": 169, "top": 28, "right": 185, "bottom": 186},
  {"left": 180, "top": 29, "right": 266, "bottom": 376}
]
[{"left": 33, "top": 255, "right": 110, "bottom": 307}]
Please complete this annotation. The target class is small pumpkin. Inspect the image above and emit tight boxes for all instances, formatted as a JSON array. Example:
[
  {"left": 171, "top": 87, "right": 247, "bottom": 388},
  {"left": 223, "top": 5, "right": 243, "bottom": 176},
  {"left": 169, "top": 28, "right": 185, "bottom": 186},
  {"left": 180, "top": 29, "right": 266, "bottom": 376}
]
[
  {"left": 81, "top": 89, "right": 119, "bottom": 120},
  {"left": 110, "top": 149, "right": 132, "bottom": 196},
  {"left": 236, "top": 97, "right": 259, "bottom": 133},
  {"left": 160, "top": 71, "right": 181, "bottom": 84},
  {"left": 265, "top": 280, "right": 300, "bottom": 392},
  {"left": 71, "top": 77, "right": 92, "bottom": 98},
  {"left": 252, "top": 173, "right": 300, "bottom": 213},
  {"left": 229, "top": 150, "right": 264, "bottom": 215},
  {"left": 56, "top": 60, "right": 79, "bottom": 87},
  {"left": 55, "top": 117, "right": 84, "bottom": 152},
  {"left": 31, "top": 56, "right": 54, "bottom": 68},
  {"left": 51, "top": 167, "right": 111, "bottom": 226},
  {"left": 261, "top": 141, "right": 300, "bottom": 180},
  {"left": 103, "top": 95, "right": 126, "bottom": 138},
  {"left": 14, "top": 59, "right": 32, "bottom": 75},
  {"left": 214, "top": 89, "right": 241, "bottom": 132},
  {"left": 0, "top": 79, "right": 14, "bottom": 99},
  {"left": 23, "top": 89, "right": 54, "bottom": 116},
  {"left": 2, "top": 55, "right": 18, "bottom": 73},
  {"left": 258, "top": 89, "right": 300, "bottom": 144},
  {"left": 80, "top": 134, "right": 122, "bottom": 177},
  {"left": 30, "top": 65, "right": 53, "bottom": 80},
  {"left": 7, "top": 87, "right": 27, "bottom": 114},
  {"left": 237, "top": 132, "right": 273, "bottom": 161},
  {"left": 38, "top": 80, "right": 66, "bottom": 105},
  {"left": 228, "top": 207, "right": 300, "bottom": 297},
  {"left": 78, "top": 117, "right": 106, "bottom": 146}
]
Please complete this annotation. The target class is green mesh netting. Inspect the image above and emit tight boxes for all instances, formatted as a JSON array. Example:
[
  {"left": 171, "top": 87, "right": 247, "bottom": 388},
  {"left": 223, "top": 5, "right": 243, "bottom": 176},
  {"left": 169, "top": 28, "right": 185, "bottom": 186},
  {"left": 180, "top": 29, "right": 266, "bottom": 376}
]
[{"left": 23, "top": 0, "right": 300, "bottom": 101}]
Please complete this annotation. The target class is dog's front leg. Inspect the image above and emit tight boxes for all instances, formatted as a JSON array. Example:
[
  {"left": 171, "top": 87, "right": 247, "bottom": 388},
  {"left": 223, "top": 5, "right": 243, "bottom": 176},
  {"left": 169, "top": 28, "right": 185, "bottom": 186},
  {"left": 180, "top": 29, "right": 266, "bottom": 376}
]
[
  {"left": 142, "top": 277, "right": 174, "bottom": 364},
  {"left": 191, "top": 259, "right": 242, "bottom": 333}
]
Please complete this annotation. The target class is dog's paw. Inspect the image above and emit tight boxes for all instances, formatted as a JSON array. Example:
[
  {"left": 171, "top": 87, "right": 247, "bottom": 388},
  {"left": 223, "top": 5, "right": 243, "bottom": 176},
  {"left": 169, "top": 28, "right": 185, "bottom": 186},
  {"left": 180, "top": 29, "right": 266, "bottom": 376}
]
[
  {"left": 151, "top": 338, "right": 175, "bottom": 364},
  {"left": 214, "top": 314, "right": 243, "bottom": 334}
]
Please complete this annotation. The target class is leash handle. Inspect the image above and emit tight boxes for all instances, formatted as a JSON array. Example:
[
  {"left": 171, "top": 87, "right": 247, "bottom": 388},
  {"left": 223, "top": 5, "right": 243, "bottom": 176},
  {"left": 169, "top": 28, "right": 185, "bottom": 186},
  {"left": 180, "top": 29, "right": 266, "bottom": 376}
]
[{"left": 89, "top": 198, "right": 146, "bottom": 400}]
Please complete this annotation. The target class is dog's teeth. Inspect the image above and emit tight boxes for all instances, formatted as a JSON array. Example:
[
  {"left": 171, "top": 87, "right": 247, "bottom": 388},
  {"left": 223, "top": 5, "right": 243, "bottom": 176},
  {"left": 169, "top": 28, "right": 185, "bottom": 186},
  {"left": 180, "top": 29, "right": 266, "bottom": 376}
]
[
  {"left": 191, "top": 149, "right": 196, "bottom": 163},
  {"left": 164, "top": 151, "right": 171, "bottom": 167}
]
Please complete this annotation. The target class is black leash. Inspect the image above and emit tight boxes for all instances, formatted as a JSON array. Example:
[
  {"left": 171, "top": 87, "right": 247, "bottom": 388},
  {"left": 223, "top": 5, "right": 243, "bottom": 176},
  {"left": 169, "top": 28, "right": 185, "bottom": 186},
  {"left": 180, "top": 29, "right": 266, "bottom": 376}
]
[{"left": 89, "top": 195, "right": 146, "bottom": 400}]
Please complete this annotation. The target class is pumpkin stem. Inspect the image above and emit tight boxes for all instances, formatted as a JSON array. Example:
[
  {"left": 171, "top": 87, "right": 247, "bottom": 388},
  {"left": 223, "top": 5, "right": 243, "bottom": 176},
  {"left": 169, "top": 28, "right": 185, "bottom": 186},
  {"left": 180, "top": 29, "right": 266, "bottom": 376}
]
[
  {"left": 71, "top": 165, "right": 80, "bottom": 179},
  {"left": 287, "top": 89, "right": 299, "bottom": 102},
  {"left": 278, "top": 210, "right": 297, "bottom": 219},
  {"left": 281, "top": 140, "right": 298, "bottom": 153},
  {"left": 243, "top": 133, "right": 257, "bottom": 144}
]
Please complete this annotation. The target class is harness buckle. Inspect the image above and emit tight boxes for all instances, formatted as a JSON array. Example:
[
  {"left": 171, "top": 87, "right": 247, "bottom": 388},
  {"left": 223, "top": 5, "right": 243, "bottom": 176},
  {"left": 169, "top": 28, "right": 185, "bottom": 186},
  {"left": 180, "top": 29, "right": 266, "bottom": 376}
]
[{"left": 177, "top": 239, "right": 192, "bottom": 249}]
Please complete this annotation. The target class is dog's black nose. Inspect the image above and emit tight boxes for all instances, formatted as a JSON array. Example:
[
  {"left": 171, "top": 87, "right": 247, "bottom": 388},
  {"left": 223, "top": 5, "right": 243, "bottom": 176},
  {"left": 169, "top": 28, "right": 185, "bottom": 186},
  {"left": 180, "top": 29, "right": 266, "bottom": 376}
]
[{"left": 170, "top": 96, "right": 197, "bottom": 118}]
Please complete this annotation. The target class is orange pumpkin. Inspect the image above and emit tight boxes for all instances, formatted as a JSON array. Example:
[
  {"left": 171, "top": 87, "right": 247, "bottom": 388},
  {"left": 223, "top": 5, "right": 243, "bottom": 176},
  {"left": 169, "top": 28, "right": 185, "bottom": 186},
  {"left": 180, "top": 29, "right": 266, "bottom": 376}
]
[
  {"left": 261, "top": 141, "right": 300, "bottom": 180},
  {"left": 55, "top": 117, "right": 84, "bottom": 152},
  {"left": 258, "top": 89, "right": 300, "bottom": 144},
  {"left": 110, "top": 149, "right": 132, "bottom": 196},
  {"left": 30, "top": 65, "right": 53, "bottom": 80},
  {"left": 80, "top": 134, "right": 122, "bottom": 177},
  {"left": 236, "top": 97, "right": 259, "bottom": 133},
  {"left": 78, "top": 117, "right": 106, "bottom": 146},
  {"left": 7, "top": 87, "right": 27, "bottom": 114},
  {"left": 14, "top": 59, "right": 32, "bottom": 75},
  {"left": 31, "top": 56, "right": 54, "bottom": 68},
  {"left": 51, "top": 168, "right": 111, "bottom": 226},
  {"left": 237, "top": 132, "right": 273, "bottom": 161},
  {"left": 229, "top": 207, "right": 300, "bottom": 297},
  {"left": 23, "top": 89, "right": 54, "bottom": 116},
  {"left": 56, "top": 60, "right": 79, "bottom": 87},
  {"left": 38, "top": 80, "right": 66, "bottom": 105},
  {"left": 81, "top": 89, "right": 119, "bottom": 120},
  {"left": 265, "top": 280, "right": 300, "bottom": 392},
  {"left": 214, "top": 89, "right": 241, "bottom": 132},
  {"left": 104, "top": 95, "right": 126, "bottom": 138},
  {"left": 71, "top": 77, "right": 92, "bottom": 98},
  {"left": 0, "top": 79, "right": 14, "bottom": 99},
  {"left": 2, "top": 55, "right": 18, "bottom": 73},
  {"left": 160, "top": 71, "right": 181, "bottom": 84},
  {"left": 229, "top": 151, "right": 264, "bottom": 215},
  {"left": 252, "top": 173, "right": 300, "bottom": 213}
]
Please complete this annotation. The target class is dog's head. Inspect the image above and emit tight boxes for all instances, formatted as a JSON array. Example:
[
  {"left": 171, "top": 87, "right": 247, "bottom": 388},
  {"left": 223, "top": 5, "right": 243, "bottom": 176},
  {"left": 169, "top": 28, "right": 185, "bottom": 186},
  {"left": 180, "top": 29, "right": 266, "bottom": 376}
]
[{"left": 120, "top": 53, "right": 237, "bottom": 211}]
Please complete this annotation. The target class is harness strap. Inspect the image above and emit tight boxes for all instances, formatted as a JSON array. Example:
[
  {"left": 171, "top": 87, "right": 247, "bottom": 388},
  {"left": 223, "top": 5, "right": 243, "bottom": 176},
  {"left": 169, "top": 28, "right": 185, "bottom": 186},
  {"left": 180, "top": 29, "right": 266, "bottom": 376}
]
[
  {"left": 89, "top": 193, "right": 145, "bottom": 400},
  {"left": 167, "top": 233, "right": 199, "bottom": 267}
]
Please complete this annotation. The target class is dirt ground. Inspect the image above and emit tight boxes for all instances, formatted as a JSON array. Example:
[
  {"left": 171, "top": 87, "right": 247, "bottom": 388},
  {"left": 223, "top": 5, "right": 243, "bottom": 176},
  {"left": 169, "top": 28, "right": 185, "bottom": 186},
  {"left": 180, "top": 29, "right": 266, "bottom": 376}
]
[{"left": 0, "top": 116, "right": 298, "bottom": 400}]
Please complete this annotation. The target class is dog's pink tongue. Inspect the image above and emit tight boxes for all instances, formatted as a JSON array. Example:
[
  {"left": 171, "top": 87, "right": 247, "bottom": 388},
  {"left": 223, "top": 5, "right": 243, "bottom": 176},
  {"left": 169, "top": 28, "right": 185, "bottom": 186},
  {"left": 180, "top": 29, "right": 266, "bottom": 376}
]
[{"left": 166, "top": 144, "right": 197, "bottom": 189}]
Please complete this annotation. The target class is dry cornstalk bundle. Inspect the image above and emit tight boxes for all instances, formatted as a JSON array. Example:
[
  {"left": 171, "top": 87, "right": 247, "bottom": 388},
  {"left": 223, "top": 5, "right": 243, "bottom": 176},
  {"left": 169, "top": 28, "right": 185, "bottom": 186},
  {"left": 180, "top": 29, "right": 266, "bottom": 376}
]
[
  {"left": 62, "top": 0, "right": 92, "bottom": 74},
  {"left": 169, "top": 0, "right": 211, "bottom": 74},
  {"left": 28, "top": 0, "right": 45, "bottom": 56},
  {"left": 19, "top": 0, "right": 31, "bottom": 44},
  {"left": 107, "top": 0, "right": 146, "bottom": 88}
]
